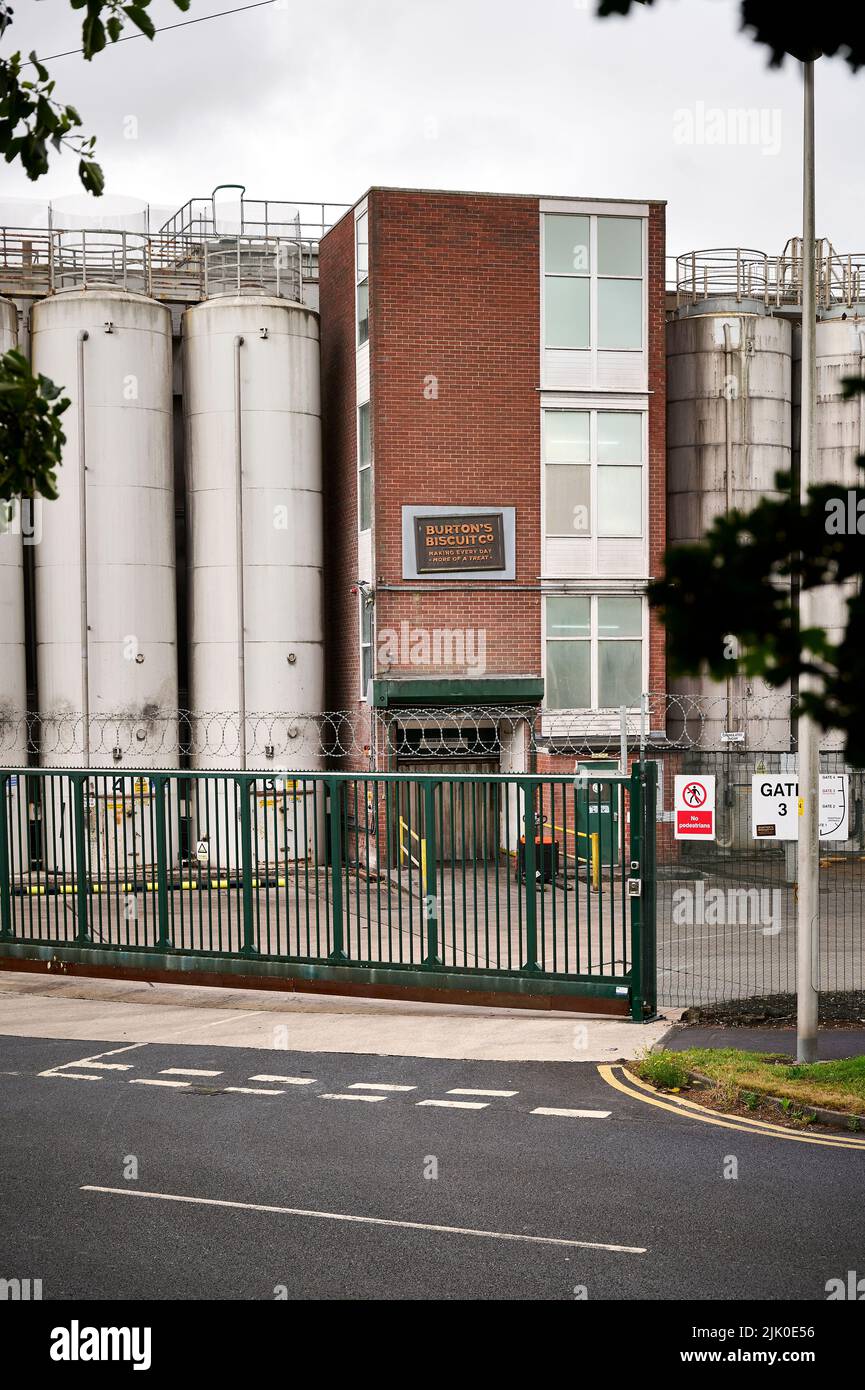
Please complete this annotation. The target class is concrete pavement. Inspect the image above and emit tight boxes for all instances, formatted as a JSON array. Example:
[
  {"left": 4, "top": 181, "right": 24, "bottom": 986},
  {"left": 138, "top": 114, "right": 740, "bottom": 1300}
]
[{"left": 0, "top": 970, "right": 676, "bottom": 1061}]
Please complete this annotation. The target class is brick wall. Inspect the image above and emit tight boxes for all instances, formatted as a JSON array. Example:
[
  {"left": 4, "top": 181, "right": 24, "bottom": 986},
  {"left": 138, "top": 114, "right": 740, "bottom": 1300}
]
[{"left": 370, "top": 189, "right": 542, "bottom": 681}]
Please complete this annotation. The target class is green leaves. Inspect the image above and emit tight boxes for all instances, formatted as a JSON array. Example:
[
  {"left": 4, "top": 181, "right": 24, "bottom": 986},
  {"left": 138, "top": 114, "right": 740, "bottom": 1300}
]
[
  {"left": 1, "top": 1, "right": 192, "bottom": 192},
  {"left": 0, "top": 349, "right": 70, "bottom": 506}
]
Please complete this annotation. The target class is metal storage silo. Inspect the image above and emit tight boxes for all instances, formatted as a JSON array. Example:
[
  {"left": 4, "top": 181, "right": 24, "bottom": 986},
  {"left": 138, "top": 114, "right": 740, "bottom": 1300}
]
[
  {"left": 0, "top": 296, "right": 30, "bottom": 874},
  {"left": 31, "top": 287, "right": 178, "bottom": 870},
  {"left": 182, "top": 292, "right": 324, "bottom": 867},
  {"left": 813, "top": 314, "right": 865, "bottom": 654},
  {"left": 666, "top": 308, "right": 793, "bottom": 760},
  {"left": 0, "top": 296, "right": 27, "bottom": 765}
]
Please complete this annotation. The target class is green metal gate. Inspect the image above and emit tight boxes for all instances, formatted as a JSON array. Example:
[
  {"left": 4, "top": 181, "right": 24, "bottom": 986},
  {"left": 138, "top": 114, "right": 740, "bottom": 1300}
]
[{"left": 0, "top": 764, "right": 657, "bottom": 1018}]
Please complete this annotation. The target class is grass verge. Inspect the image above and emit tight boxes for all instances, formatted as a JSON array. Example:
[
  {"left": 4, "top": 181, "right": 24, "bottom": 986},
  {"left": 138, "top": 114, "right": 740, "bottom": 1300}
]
[{"left": 632, "top": 1048, "right": 865, "bottom": 1124}]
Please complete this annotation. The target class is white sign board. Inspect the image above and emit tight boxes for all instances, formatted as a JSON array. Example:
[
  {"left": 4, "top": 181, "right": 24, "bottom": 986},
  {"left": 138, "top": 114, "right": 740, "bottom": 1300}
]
[
  {"left": 751, "top": 774, "right": 849, "bottom": 841},
  {"left": 195, "top": 840, "right": 210, "bottom": 863},
  {"left": 674, "top": 775, "right": 716, "bottom": 840}
]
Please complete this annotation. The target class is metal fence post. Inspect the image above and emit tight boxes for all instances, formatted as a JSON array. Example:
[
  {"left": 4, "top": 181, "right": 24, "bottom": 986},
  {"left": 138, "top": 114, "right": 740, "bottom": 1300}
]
[
  {"left": 629, "top": 764, "right": 644, "bottom": 1020},
  {"left": 238, "top": 776, "right": 257, "bottom": 957},
  {"left": 422, "top": 777, "right": 441, "bottom": 967},
  {"left": 641, "top": 760, "right": 658, "bottom": 1019},
  {"left": 521, "top": 781, "right": 540, "bottom": 973},
  {"left": 327, "top": 777, "right": 348, "bottom": 963},
  {"left": 153, "top": 775, "right": 172, "bottom": 951},
  {"left": 73, "top": 774, "right": 91, "bottom": 945},
  {"left": 0, "top": 773, "right": 12, "bottom": 941}
]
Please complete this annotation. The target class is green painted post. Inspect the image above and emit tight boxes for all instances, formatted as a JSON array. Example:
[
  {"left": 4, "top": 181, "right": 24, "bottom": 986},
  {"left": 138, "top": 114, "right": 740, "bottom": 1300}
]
[
  {"left": 422, "top": 777, "right": 441, "bottom": 967},
  {"left": 73, "top": 774, "right": 91, "bottom": 945},
  {"left": 327, "top": 778, "right": 348, "bottom": 963},
  {"left": 238, "top": 776, "right": 257, "bottom": 956},
  {"left": 153, "top": 775, "right": 172, "bottom": 951},
  {"left": 521, "top": 782, "right": 540, "bottom": 973},
  {"left": 629, "top": 763, "right": 644, "bottom": 1021},
  {"left": 641, "top": 761, "right": 658, "bottom": 1019},
  {"left": 0, "top": 773, "right": 12, "bottom": 941}
]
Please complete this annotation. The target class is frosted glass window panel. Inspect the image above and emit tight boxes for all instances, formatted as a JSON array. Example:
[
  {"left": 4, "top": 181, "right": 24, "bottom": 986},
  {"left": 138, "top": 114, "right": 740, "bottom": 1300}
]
[
  {"left": 546, "top": 641, "right": 591, "bottom": 710},
  {"left": 545, "top": 277, "right": 590, "bottom": 349},
  {"left": 597, "top": 411, "right": 643, "bottom": 463},
  {"left": 597, "top": 596, "right": 643, "bottom": 639},
  {"left": 545, "top": 465, "right": 590, "bottom": 536},
  {"left": 598, "top": 466, "right": 641, "bottom": 536},
  {"left": 544, "top": 215, "right": 590, "bottom": 275},
  {"left": 546, "top": 596, "right": 590, "bottom": 638},
  {"left": 598, "top": 639, "right": 642, "bottom": 707},
  {"left": 597, "top": 217, "right": 642, "bottom": 277},
  {"left": 356, "top": 211, "right": 369, "bottom": 280},
  {"left": 359, "top": 466, "right": 371, "bottom": 531},
  {"left": 543, "top": 410, "right": 590, "bottom": 464},
  {"left": 358, "top": 402, "right": 371, "bottom": 465},
  {"left": 597, "top": 278, "right": 642, "bottom": 350},
  {"left": 357, "top": 280, "right": 369, "bottom": 345}
]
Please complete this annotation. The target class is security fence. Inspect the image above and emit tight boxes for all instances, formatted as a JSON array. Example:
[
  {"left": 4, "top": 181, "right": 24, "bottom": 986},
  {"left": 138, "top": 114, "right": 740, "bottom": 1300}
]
[
  {"left": 0, "top": 766, "right": 658, "bottom": 1020},
  {"left": 1, "top": 694, "right": 863, "bottom": 1015}
]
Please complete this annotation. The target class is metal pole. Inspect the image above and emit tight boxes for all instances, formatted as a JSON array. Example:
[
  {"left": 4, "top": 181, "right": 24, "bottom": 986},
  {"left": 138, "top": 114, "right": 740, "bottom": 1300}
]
[
  {"left": 233, "top": 336, "right": 247, "bottom": 771},
  {"left": 619, "top": 705, "right": 628, "bottom": 775},
  {"left": 797, "top": 58, "right": 820, "bottom": 1063},
  {"left": 77, "top": 330, "right": 90, "bottom": 768}
]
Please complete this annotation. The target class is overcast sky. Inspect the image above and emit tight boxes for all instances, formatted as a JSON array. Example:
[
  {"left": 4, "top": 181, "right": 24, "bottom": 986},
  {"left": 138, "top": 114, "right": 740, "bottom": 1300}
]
[{"left": 4, "top": 0, "right": 864, "bottom": 265}]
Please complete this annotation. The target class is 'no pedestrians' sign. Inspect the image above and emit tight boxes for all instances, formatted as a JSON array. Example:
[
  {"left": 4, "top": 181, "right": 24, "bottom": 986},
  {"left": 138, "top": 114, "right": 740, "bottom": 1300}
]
[{"left": 674, "top": 775, "right": 716, "bottom": 840}]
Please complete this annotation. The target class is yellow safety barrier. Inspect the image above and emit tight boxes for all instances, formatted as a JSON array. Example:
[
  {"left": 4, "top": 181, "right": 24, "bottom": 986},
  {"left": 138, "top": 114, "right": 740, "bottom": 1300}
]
[
  {"left": 398, "top": 816, "right": 427, "bottom": 894},
  {"left": 549, "top": 823, "right": 601, "bottom": 893}
]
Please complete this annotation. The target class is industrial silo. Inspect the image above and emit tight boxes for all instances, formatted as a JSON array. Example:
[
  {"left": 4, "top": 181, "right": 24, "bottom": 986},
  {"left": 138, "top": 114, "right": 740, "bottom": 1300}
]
[
  {"left": 31, "top": 287, "right": 178, "bottom": 871},
  {"left": 813, "top": 314, "right": 865, "bottom": 655},
  {"left": 0, "top": 297, "right": 30, "bottom": 874},
  {"left": 182, "top": 292, "right": 324, "bottom": 869},
  {"left": 667, "top": 308, "right": 793, "bottom": 752}
]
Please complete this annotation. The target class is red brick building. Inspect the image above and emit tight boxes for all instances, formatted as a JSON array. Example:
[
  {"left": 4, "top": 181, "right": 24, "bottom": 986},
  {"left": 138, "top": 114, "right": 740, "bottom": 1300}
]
[{"left": 319, "top": 187, "right": 666, "bottom": 777}]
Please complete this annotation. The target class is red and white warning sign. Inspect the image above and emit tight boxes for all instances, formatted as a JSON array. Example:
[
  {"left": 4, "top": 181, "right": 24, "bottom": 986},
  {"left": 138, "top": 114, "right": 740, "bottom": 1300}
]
[{"left": 674, "top": 775, "right": 716, "bottom": 840}]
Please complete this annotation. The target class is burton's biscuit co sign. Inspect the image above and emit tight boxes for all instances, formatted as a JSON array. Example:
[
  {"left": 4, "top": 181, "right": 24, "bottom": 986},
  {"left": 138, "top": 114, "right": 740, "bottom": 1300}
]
[{"left": 413, "top": 514, "right": 506, "bottom": 574}]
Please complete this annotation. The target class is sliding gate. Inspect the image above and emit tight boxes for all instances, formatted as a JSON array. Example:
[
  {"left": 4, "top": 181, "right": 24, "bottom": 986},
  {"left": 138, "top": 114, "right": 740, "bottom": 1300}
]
[{"left": 0, "top": 764, "right": 657, "bottom": 1018}]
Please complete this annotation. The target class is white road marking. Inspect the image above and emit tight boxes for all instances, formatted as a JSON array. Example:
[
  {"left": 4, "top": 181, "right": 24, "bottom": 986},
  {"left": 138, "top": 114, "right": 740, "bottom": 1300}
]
[
  {"left": 349, "top": 1083, "right": 416, "bottom": 1092},
  {"left": 531, "top": 1107, "right": 611, "bottom": 1119},
  {"left": 42, "top": 1071, "right": 103, "bottom": 1081},
  {"left": 319, "top": 1092, "right": 387, "bottom": 1103},
  {"left": 80, "top": 1186, "right": 647, "bottom": 1255},
  {"left": 130, "top": 1079, "right": 190, "bottom": 1089},
  {"left": 416, "top": 1099, "right": 489, "bottom": 1110},
  {"left": 224, "top": 1086, "right": 284, "bottom": 1096},
  {"left": 39, "top": 1040, "right": 148, "bottom": 1078},
  {"left": 76, "top": 1062, "right": 135, "bottom": 1071},
  {"left": 447, "top": 1088, "right": 518, "bottom": 1098},
  {"left": 249, "top": 1075, "right": 316, "bottom": 1086},
  {"left": 160, "top": 1068, "right": 223, "bottom": 1078}
]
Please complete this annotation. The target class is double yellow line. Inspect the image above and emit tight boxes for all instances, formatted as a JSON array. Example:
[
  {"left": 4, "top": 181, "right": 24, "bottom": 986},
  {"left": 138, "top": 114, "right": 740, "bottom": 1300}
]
[{"left": 599, "top": 1064, "right": 865, "bottom": 1150}]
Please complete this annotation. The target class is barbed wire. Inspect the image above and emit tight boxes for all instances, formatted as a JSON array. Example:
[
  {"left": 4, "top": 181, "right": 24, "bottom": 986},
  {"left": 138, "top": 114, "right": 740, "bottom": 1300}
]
[{"left": 0, "top": 692, "right": 847, "bottom": 766}]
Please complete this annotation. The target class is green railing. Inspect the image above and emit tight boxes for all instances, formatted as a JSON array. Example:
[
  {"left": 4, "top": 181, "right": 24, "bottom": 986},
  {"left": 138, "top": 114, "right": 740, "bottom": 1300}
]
[{"left": 0, "top": 765, "right": 657, "bottom": 1017}]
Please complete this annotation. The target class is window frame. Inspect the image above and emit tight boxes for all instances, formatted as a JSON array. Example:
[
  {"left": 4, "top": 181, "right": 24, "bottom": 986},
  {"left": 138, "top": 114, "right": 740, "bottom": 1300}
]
[
  {"left": 541, "top": 211, "right": 645, "bottom": 355},
  {"left": 542, "top": 407, "right": 645, "bottom": 542},
  {"left": 543, "top": 592, "right": 646, "bottom": 712},
  {"left": 357, "top": 400, "right": 372, "bottom": 534},
  {"left": 359, "top": 593, "right": 373, "bottom": 702},
  {"left": 356, "top": 208, "right": 369, "bottom": 347}
]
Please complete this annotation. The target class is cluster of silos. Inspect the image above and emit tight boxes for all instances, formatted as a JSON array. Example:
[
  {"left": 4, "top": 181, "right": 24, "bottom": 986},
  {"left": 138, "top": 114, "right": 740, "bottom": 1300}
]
[
  {"left": 0, "top": 278, "right": 325, "bottom": 874},
  {"left": 182, "top": 292, "right": 325, "bottom": 868}
]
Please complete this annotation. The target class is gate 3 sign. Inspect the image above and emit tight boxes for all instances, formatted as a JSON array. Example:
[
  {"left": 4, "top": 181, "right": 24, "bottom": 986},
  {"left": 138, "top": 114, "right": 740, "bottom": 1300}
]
[
  {"left": 752, "top": 774, "right": 850, "bottom": 841},
  {"left": 674, "top": 775, "right": 716, "bottom": 840}
]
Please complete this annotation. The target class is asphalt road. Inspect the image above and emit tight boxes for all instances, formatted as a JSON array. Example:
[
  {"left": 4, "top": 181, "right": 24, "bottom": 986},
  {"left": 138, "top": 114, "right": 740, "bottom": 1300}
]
[{"left": 0, "top": 1033, "right": 863, "bottom": 1301}]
